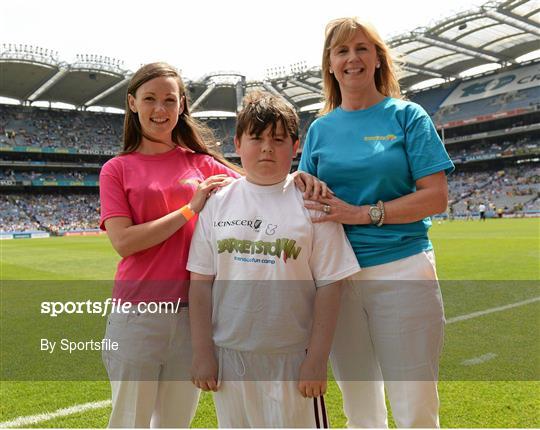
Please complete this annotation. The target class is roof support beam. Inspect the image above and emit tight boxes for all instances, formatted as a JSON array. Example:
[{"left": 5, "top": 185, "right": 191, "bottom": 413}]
[
  {"left": 190, "top": 83, "right": 216, "bottom": 112},
  {"left": 401, "top": 63, "right": 444, "bottom": 78},
  {"left": 83, "top": 77, "right": 130, "bottom": 108},
  {"left": 288, "top": 78, "right": 323, "bottom": 94},
  {"left": 235, "top": 79, "right": 245, "bottom": 113},
  {"left": 417, "top": 34, "right": 503, "bottom": 63},
  {"left": 27, "top": 68, "right": 68, "bottom": 102},
  {"left": 262, "top": 82, "right": 298, "bottom": 110},
  {"left": 484, "top": 8, "right": 540, "bottom": 37}
]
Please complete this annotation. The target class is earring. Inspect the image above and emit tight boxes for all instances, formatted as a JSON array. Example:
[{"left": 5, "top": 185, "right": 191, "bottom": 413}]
[
  {"left": 376, "top": 62, "right": 381, "bottom": 69},
  {"left": 329, "top": 69, "right": 334, "bottom": 74}
]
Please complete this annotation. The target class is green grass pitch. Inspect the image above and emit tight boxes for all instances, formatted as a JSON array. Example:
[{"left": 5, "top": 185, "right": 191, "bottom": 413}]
[{"left": 1, "top": 218, "right": 539, "bottom": 427}]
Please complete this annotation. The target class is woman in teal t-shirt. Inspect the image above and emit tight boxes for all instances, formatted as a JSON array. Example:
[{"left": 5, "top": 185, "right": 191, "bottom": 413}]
[{"left": 299, "top": 18, "right": 454, "bottom": 428}]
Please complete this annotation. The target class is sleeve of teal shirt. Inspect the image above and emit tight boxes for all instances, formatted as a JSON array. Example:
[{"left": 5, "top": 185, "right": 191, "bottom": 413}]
[
  {"left": 298, "top": 125, "right": 317, "bottom": 175},
  {"left": 402, "top": 103, "right": 455, "bottom": 181}
]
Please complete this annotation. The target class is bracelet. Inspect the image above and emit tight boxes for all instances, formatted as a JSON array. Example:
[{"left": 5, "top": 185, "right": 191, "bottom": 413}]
[
  {"left": 376, "top": 200, "right": 385, "bottom": 227},
  {"left": 179, "top": 204, "right": 196, "bottom": 221}
]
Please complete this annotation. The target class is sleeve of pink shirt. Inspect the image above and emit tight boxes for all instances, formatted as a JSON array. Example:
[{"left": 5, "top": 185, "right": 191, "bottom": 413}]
[
  {"left": 203, "top": 155, "right": 241, "bottom": 178},
  {"left": 99, "top": 158, "right": 132, "bottom": 231}
]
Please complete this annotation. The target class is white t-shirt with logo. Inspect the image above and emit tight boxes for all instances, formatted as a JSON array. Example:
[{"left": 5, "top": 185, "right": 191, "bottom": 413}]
[{"left": 187, "top": 175, "right": 360, "bottom": 353}]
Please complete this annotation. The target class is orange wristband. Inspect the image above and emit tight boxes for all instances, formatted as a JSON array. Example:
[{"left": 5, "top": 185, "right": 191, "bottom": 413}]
[{"left": 179, "top": 205, "right": 196, "bottom": 221}]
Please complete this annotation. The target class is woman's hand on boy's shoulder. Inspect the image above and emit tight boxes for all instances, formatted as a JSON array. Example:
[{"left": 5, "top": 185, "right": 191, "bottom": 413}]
[
  {"left": 292, "top": 170, "right": 333, "bottom": 200},
  {"left": 305, "top": 194, "right": 369, "bottom": 225}
]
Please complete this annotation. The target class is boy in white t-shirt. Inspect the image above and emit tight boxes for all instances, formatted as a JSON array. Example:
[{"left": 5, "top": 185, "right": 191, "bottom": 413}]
[{"left": 187, "top": 91, "right": 360, "bottom": 428}]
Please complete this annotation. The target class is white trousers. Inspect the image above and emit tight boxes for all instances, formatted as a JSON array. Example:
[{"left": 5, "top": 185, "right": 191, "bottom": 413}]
[
  {"left": 213, "top": 348, "right": 323, "bottom": 428},
  {"left": 103, "top": 310, "right": 200, "bottom": 428},
  {"left": 330, "top": 251, "right": 445, "bottom": 428}
]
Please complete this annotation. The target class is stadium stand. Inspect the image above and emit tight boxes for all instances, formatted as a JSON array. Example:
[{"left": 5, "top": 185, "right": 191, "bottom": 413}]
[
  {"left": 407, "top": 82, "right": 460, "bottom": 116},
  {"left": 1, "top": 193, "right": 100, "bottom": 234},
  {"left": 432, "top": 86, "right": 540, "bottom": 125},
  {"left": 448, "top": 167, "right": 540, "bottom": 217},
  {"left": 0, "top": 104, "right": 122, "bottom": 152},
  {"left": 1, "top": 0, "right": 539, "bottom": 234}
]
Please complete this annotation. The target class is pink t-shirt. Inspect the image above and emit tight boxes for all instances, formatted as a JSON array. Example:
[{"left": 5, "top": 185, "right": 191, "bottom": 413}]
[{"left": 99, "top": 147, "right": 239, "bottom": 303}]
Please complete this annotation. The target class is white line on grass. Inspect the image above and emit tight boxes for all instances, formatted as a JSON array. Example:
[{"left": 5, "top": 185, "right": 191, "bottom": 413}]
[
  {"left": 3, "top": 296, "right": 539, "bottom": 427},
  {"left": 446, "top": 296, "right": 540, "bottom": 324},
  {"left": 0, "top": 400, "right": 111, "bottom": 428},
  {"left": 461, "top": 352, "right": 497, "bottom": 366}
]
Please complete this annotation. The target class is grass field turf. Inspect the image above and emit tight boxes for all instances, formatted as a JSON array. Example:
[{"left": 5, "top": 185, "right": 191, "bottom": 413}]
[{"left": 1, "top": 218, "right": 539, "bottom": 427}]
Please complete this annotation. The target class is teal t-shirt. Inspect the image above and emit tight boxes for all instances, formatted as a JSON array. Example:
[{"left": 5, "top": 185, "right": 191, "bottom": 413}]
[{"left": 299, "top": 97, "right": 454, "bottom": 268}]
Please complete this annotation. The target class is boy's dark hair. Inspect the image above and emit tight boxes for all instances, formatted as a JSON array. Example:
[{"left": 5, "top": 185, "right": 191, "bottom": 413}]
[{"left": 235, "top": 91, "right": 299, "bottom": 143}]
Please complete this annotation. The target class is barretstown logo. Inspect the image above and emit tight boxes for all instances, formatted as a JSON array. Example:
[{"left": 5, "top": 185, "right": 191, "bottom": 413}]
[
  {"left": 217, "top": 237, "right": 302, "bottom": 262},
  {"left": 363, "top": 134, "right": 397, "bottom": 142}
]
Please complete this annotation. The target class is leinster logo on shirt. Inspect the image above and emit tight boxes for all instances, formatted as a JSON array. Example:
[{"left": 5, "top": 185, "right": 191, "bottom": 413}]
[
  {"left": 364, "top": 134, "right": 397, "bottom": 142},
  {"left": 213, "top": 217, "right": 265, "bottom": 232}
]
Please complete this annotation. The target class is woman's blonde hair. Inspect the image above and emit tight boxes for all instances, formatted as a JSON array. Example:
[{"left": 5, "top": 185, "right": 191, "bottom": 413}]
[{"left": 321, "top": 18, "right": 402, "bottom": 115}]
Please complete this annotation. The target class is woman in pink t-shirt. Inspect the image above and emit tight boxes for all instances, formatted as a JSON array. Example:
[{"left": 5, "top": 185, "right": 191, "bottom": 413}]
[{"left": 99, "top": 62, "right": 242, "bottom": 428}]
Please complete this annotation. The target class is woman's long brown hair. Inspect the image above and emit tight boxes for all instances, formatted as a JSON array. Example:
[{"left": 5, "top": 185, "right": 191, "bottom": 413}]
[{"left": 121, "top": 62, "right": 241, "bottom": 173}]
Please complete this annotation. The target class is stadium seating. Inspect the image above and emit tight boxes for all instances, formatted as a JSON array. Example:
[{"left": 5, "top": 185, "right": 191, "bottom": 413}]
[
  {"left": 0, "top": 104, "right": 122, "bottom": 152},
  {"left": 433, "top": 86, "right": 540, "bottom": 125},
  {"left": 1, "top": 61, "right": 539, "bottom": 233},
  {"left": 408, "top": 82, "right": 460, "bottom": 116},
  {"left": 448, "top": 166, "right": 540, "bottom": 216},
  {"left": 1, "top": 194, "right": 100, "bottom": 234}
]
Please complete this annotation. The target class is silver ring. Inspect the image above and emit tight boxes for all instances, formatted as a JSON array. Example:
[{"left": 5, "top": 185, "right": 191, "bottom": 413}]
[{"left": 323, "top": 204, "right": 331, "bottom": 214}]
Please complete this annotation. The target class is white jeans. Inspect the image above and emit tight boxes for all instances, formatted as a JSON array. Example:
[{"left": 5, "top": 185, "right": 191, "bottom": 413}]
[
  {"left": 213, "top": 347, "right": 322, "bottom": 428},
  {"left": 330, "top": 251, "right": 445, "bottom": 428},
  {"left": 103, "top": 310, "right": 200, "bottom": 428}
]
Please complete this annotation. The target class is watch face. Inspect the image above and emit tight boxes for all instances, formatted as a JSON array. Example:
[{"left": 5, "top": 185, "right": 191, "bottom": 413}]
[{"left": 369, "top": 206, "right": 381, "bottom": 221}]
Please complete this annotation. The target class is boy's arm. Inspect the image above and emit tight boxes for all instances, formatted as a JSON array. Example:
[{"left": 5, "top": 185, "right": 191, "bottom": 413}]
[
  {"left": 189, "top": 272, "right": 219, "bottom": 392},
  {"left": 298, "top": 280, "right": 342, "bottom": 398}
]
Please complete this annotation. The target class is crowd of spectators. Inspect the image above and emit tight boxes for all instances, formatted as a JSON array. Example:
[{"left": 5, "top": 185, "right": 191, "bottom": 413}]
[
  {"left": 448, "top": 166, "right": 540, "bottom": 216},
  {"left": 1, "top": 194, "right": 100, "bottom": 233},
  {"left": 2, "top": 165, "right": 538, "bottom": 233},
  {"left": 1, "top": 103, "right": 539, "bottom": 232},
  {"left": 1, "top": 104, "right": 317, "bottom": 156},
  {"left": 1, "top": 196, "right": 42, "bottom": 232},
  {"left": 0, "top": 170, "right": 98, "bottom": 183},
  {"left": 1, "top": 104, "right": 123, "bottom": 153},
  {"left": 446, "top": 137, "right": 539, "bottom": 164}
]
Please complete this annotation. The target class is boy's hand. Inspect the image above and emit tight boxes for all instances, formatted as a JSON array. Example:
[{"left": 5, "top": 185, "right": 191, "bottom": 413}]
[
  {"left": 298, "top": 354, "right": 328, "bottom": 398},
  {"left": 191, "top": 349, "right": 219, "bottom": 392}
]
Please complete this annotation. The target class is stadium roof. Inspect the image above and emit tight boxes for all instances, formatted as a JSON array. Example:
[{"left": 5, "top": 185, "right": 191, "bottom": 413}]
[
  {"left": 0, "top": 0, "right": 538, "bottom": 114},
  {"left": 388, "top": 0, "right": 540, "bottom": 88}
]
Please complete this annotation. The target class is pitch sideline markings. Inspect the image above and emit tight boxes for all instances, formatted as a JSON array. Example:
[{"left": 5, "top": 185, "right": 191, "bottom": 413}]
[
  {"left": 2, "top": 296, "right": 539, "bottom": 428},
  {"left": 461, "top": 352, "right": 497, "bottom": 366},
  {"left": 446, "top": 296, "right": 540, "bottom": 324},
  {"left": 0, "top": 400, "right": 111, "bottom": 428}
]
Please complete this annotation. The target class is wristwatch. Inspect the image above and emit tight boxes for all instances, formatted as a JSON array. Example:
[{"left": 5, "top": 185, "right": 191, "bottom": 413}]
[{"left": 368, "top": 200, "right": 385, "bottom": 227}]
